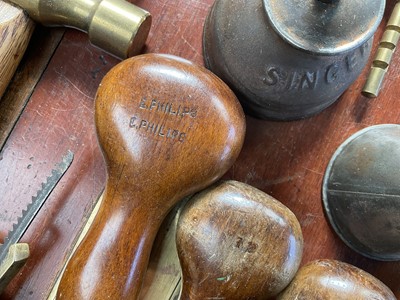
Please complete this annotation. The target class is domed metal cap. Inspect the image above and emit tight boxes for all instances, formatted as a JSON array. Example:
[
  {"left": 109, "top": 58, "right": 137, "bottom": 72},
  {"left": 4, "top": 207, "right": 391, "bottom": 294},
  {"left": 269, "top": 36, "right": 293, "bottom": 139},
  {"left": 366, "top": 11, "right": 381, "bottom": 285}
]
[
  {"left": 264, "top": 0, "right": 385, "bottom": 55},
  {"left": 322, "top": 124, "right": 400, "bottom": 261}
]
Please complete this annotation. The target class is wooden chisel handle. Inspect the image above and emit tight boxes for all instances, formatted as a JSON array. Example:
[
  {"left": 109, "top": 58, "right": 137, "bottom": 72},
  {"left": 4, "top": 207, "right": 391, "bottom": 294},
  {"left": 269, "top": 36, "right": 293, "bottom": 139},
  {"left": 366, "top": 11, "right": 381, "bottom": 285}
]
[
  {"left": 0, "top": 0, "right": 34, "bottom": 99},
  {"left": 56, "top": 53, "right": 246, "bottom": 300}
]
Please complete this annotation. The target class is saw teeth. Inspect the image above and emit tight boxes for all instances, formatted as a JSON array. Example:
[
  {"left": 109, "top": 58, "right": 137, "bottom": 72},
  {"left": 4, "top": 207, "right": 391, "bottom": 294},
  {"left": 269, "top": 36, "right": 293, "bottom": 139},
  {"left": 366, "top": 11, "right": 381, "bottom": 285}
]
[
  {"left": 0, "top": 150, "right": 73, "bottom": 263},
  {"left": 26, "top": 201, "right": 34, "bottom": 209},
  {"left": 12, "top": 222, "right": 19, "bottom": 231}
]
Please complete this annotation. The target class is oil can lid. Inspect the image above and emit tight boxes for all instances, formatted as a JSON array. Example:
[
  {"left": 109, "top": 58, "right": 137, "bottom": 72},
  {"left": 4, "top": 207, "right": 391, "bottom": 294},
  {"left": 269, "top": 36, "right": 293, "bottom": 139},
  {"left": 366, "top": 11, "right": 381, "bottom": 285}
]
[
  {"left": 322, "top": 124, "right": 400, "bottom": 261},
  {"left": 264, "top": 0, "right": 385, "bottom": 55}
]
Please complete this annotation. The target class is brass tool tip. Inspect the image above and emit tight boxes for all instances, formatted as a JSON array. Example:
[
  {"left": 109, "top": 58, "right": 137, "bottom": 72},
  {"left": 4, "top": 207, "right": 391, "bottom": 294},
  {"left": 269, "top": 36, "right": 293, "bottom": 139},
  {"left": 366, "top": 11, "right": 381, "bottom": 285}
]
[
  {"left": 88, "top": 0, "right": 152, "bottom": 58},
  {"left": 7, "top": 0, "right": 152, "bottom": 59}
]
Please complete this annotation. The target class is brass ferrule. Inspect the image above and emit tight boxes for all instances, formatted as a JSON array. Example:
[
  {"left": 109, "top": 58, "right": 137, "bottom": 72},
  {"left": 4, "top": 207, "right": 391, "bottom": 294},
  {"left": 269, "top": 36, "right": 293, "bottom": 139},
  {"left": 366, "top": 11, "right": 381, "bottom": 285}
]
[
  {"left": 8, "top": 0, "right": 152, "bottom": 59},
  {"left": 362, "top": 2, "right": 400, "bottom": 98}
]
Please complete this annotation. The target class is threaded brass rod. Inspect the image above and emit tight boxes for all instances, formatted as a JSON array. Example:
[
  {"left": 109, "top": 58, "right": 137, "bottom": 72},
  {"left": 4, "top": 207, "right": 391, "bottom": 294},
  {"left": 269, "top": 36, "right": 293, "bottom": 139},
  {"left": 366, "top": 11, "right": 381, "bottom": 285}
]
[{"left": 362, "top": 2, "right": 400, "bottom": 98}]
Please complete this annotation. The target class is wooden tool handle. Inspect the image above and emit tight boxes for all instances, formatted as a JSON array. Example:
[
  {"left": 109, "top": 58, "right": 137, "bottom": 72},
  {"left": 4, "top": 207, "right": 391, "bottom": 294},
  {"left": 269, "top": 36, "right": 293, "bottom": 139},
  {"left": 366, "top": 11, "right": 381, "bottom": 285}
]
[
  {"left": 0, "top": 243, "right": 29, "bottom": 294},
  {"left": 177, "top": 180, "right": 304, "bottom": 299},
  {"left": 57, "top": 54, "right": 246, "bottom": 299},
  {"left": 277, "top": 259, "right": 397, "bottom": 299},
  {"left": 0, "top": 1, "right": 34, "bottom": 99}
]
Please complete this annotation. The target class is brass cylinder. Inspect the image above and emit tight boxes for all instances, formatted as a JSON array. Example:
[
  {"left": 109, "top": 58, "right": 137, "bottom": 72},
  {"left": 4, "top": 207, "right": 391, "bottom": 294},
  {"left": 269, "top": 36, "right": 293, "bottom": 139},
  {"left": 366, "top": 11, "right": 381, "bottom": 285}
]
[
  {"left": 7, "top": 0, "right": 152, "bottom": 59},
  {"left": 363, "top": 2, "right": 400, "bottom": 98}
]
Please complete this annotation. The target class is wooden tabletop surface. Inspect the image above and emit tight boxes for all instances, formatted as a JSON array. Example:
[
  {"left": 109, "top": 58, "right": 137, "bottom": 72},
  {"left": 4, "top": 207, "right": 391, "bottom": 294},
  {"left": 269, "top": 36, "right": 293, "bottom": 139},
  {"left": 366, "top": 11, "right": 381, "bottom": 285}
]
[{"left": 1, "top": 0, "right": 399, "bottom": 299}]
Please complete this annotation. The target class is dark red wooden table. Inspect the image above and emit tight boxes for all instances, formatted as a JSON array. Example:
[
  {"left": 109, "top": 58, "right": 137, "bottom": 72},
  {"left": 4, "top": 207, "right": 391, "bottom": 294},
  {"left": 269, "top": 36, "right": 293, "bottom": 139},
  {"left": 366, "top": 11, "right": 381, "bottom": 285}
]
[{"left": 0, "top": 0, "right": 399, "bottom": 298}]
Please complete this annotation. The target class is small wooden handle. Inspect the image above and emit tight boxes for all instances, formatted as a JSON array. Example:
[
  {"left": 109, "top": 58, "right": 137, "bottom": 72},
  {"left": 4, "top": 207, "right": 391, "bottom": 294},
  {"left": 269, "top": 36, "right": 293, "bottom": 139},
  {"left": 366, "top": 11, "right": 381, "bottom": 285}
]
[
  {"left": 277, "top": 259, "right": 397, "bottom": 299},
  {"left": 0, "top": 243, "right": 30, "bottom": 293},
  {"left": 57, "top": 54, "right": 246, "bottom": 299},
  {"left": 176, "top": 180, "right": 304, "bottom": 299},
  {"left": 0, "top": 1, "right": 34, "bottom": 99}
]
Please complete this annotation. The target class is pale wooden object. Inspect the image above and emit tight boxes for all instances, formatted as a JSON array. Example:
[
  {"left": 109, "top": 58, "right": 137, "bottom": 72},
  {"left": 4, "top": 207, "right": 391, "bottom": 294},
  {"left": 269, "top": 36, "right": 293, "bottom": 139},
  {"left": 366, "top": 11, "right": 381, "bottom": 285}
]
[
  {"left": 139, "top": 203, "right": 184, "bottom": 300},
  {"left": 48, "top": 194, "right": 104, "bottom": 300},
  {"left": 0, "top": 28, "right": 65, "bottom": 151},
  {"left": 0, "top": 0, "right": 34, "bottom": 99}
]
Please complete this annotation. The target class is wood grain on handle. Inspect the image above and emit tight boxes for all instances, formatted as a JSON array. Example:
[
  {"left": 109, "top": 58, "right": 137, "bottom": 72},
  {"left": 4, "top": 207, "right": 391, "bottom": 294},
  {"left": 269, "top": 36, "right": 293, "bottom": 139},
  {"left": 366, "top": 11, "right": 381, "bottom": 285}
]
[
  {"left": 0, "top": 1, "right": 34, "bottom": 99},
  {"left": 177, "top": 180, "right": 304, "bottom": 299},
  {"left": 56, "top": 54, "right": 246, "bottom": 299},
  {"left": 277, "top": 259, "right": 397, "bottom": 299}
]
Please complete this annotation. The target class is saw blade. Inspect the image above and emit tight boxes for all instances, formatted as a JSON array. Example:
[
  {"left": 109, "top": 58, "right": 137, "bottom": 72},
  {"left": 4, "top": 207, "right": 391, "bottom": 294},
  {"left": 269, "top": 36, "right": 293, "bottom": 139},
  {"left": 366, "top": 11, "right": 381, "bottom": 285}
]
[{"left": 0, "top": 150, "right": 74, "bottom": 264}]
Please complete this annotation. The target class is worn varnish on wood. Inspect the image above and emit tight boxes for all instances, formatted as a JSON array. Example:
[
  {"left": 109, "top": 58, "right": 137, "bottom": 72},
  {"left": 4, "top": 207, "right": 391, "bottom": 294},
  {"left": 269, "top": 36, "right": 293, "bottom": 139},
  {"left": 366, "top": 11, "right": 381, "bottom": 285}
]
[
  {"left": 277, "top": 260, "right": 397, "bottom": 299},
  {"left": 56, "top": 54, "right": 246, "bottom": 299},
  {"left": 177, "top": 180, "right": 303, "bottom": 299},
  {"left": 0, "top": 1, "right": 34, "bottom": 99},
  {"left": 0, "top": 0, "right": 400, "bottom": 298},
  {"left": 0, "top": 26, "right": 65, "bottom": 151}
]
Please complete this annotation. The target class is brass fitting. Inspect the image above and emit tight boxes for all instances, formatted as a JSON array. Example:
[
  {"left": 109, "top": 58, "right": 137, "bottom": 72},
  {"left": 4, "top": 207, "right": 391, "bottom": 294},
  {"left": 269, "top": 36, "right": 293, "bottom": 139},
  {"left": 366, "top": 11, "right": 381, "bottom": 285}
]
[
  {"left": 7, "top": 0, "right": 152, "bottom": 59},
  {"left": 363, "top": 2, "right": 400, "bottom": 98}
]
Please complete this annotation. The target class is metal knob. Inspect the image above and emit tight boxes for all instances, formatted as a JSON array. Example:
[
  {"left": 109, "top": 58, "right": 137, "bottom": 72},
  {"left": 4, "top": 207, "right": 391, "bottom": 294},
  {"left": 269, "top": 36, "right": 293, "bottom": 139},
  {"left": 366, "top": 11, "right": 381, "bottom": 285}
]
[
  {"left": 203, "top": 0, "right": 385, "bottom": 120},
  {"left": 7, "top": 0, "right": 152, "bottom": 59},
  {"left": 323, "top": 124, "right": 400, "bottom": 261}
]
